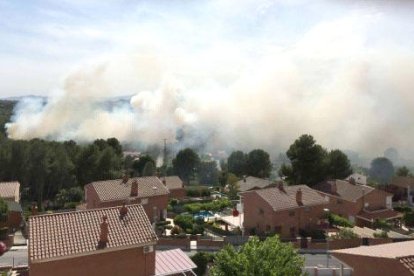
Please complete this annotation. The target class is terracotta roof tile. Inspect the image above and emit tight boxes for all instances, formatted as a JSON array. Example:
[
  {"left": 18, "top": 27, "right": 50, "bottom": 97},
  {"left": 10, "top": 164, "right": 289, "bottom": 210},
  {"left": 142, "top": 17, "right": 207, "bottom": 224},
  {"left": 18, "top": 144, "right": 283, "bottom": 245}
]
[
  {"left": 155, "top": 249, "right": 196, "bottom": 276},
  {"left": 89, "top": 176, "right": 169, "bottom": 202},
  {"left": 161, "top": 176, "right": 184, "bottom": 190},
  {"left": 399, "top": 256, "right": 414, "bottom": 274},
  {"left": 0, "top": 181, "right": 20, "bottom": 201},
  {"left": 245, "top": 185, "right": 329, "bottom": 211},
  {"left": 334, "top": 240, "right": 414, "bottom": 258},
  {"left": 29, "top": 204, "right": 157, "bottom": 262},
  {"left": 314, "top": 180, "right": 375, "bottom": 202}
]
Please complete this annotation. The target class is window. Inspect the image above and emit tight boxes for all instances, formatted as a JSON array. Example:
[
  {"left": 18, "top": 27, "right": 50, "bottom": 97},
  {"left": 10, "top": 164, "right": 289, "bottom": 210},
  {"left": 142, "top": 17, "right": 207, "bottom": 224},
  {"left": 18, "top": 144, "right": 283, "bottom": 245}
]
[
  {"left": 289, "top": 211, "right": 295, "bottom": 217},
  {"left": 258, "top": 208, "right": 264, "bottom": 215},
  {"left": 337, "top": 199, "right": 343, "bottom": 204},
  {"left": 304, "top": 207, "right": 310, "bottom": 212},
  {"left": 289, "top": 227, "right": 296, "bottom": 237},
  {"left": 274, "top": 226, "right": 282, "bottom": 234}
]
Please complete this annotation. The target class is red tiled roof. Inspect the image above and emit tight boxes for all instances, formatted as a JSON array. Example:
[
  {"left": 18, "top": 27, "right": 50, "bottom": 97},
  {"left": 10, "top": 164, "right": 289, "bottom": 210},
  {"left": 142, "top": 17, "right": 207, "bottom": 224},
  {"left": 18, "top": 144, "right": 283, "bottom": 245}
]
[
  {"left": 161, "top": 176, "right": 184, "bottom": 190},
  {"left": 334, "top": 240, "right": 414, "bottom": 258},
  {"left": 334, "top": 241, "right": 414, "bottom": 275},
  {"left": 88, "top": 176, "right": 169, "bottom": 202},
  {"left": 247, "top": 185, "right": 329, "bottom": 211},
  {"left": 399, "top": 256, "right": 414, "bottom": 274},
  {"left": 0, "top": 181, "right": 20, "bottom": 201},
  {"left": 29, "top": 204, "right": 157, "bottom": 263},
  {"left": 314, "top": 180, "right": 375, "bottom": 202},
  {"left": 357, "top": 209, "right": 403, "bottom": 222},
  {"left": 155, "top": 249, "right": 197, "bottom": 276}
]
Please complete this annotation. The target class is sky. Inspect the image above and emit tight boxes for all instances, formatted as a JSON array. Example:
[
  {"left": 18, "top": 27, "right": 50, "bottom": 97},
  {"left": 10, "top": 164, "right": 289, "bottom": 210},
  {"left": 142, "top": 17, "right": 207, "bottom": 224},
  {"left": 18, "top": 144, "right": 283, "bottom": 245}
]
[{"left": 2, "top": 0, "right": 414, "bottom": 158}]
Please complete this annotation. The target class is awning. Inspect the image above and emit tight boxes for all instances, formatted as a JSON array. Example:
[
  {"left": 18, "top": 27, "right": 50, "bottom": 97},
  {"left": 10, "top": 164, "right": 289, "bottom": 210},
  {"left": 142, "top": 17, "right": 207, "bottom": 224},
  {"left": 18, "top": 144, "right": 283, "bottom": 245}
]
[{"left": 155, "top": 249, "right": 197, "bottom": 276}]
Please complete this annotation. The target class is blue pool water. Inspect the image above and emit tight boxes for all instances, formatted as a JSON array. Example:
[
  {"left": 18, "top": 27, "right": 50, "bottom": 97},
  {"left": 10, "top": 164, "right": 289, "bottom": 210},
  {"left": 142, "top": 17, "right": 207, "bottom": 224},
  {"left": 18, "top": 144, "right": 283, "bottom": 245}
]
[{"left": 193, "top": 210, "right": 214, "bottom": 220}]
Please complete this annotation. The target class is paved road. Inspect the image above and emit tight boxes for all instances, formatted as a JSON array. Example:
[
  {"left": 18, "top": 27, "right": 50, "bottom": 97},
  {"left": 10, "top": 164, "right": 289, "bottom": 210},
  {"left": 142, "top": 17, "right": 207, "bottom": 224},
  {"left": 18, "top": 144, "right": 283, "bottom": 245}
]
[{"left": 0, "top": 246, "right": 28, "bottom": 267}]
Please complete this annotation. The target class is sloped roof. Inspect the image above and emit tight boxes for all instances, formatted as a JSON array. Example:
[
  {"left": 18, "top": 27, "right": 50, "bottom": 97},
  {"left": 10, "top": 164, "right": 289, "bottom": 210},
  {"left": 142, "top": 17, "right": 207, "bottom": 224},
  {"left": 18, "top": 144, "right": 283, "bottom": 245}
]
[
  {"left": 155, "top": 249, "right": 197, "bottom": 276},
  {"left": 247, "top": 185, "right": 329, "bottom": 211},
  {"left": 29, "top": 204, "right": 157, "bottom": 263},
  {"left": 334, "top": 240, "right": 414, "bottom": 259},
  {"left": 392, "top": 176, "right": 414, "bottom": 188},
  {"left": 88, "top": 177, "right": 169, "bottom": 202},
  {"left": 0, "top": 181, "right": 19, "bottom": 201},
  {"left": 334, "top": 241, "right": 414, "bottom": 275},
  {"left": 314, "top": 180, "right": 375, "bottom": 202},
  {"left": 237, "top": 176, "right": 274, "bottom": 192},
  {"left": 357, "top": 209, "right": 403, "bottom": 222},
  {"left": 161, "top": 176, "right": 184, "bottom": 190}
]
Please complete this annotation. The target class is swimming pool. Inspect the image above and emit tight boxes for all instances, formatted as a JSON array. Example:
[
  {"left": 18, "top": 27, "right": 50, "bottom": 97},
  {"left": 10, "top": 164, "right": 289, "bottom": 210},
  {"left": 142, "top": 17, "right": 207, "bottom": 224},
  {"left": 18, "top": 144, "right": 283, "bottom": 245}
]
[{"left": 193, "top": 210, "right": 214, "bottom": 220}]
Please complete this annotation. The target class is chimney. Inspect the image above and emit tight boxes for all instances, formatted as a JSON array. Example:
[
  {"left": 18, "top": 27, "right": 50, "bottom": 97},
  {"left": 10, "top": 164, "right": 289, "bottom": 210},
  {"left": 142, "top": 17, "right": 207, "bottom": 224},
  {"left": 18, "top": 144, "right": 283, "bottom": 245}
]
[
  {"left": 162, "top": 178, "right": 166, "bottom": 186},
  {"left": 243, "top": 176, "right": 247, "bottom": 183},
  {"left": 296, "top": 188, "right": 303, "bottom": 205},
  {"left": 97, "top": 215, "right": 109, "bottom": 249},
  {"left": 122, "top": 174, "right": 129, "bottom": 184},
  {"left": 331, "top": 181, "right": 337, "bottom": 194},
  {"left": 130, "top": 180, "right": 138, "bottom": 197},
  {"left": 119, "top": 203, "right": 128, "bottom": 220},
  {"left": 349, "top": 177, "right": 356, "bottom": 185},
  {"left": 278, "top": 182, "right": 285, "bottom": 192},
  {"left": 31, "top": 204, "right": 38, "bottom": 216}
]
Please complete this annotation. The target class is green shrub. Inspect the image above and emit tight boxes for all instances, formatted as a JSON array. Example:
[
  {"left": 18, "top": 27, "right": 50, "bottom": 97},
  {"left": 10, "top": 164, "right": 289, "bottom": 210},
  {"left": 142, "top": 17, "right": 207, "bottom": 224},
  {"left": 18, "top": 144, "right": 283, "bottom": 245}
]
[
  {"left": 333, "top": 228, "right": 358, "bottom": 240},
  {"left": 328, "top": 213, "right": 354, "bottom": 227},
  {"left": 171, "top": 225, "right": 182, "bottom": 235},
  {"left": 373, "top": 219, "right": 391, "bottom": 231},
  {"left": 373, "top": 231, "right": 388, "bottom": 238},
  {"left": 0, "top": 227, "right": 8, "bottom": 240},
  {"left": 299, "top": 229, "right": 325, "bottom": 240},
  {"left": 174, "top": 214, "right": 194, "bottom": 230},
  {"left": 404, "top": 212, "right": 414, "bottom": 227},
  {"left": 191, "top": 252, "right": 214, "bottom": 276},
  {"left": 394, "top": 206, "right": 412, "bottom": 213}
]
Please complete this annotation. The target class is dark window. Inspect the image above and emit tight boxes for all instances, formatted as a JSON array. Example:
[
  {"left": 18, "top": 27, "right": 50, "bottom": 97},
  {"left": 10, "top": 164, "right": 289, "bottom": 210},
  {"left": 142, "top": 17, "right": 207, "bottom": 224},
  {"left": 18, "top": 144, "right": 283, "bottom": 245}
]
[
  {"left": 289, "top": 227, "right": 296, "bottom": 237},
  {"left": 289, "top": 211, "right": 295, "bottom": 216},
  {"left": 258, "top": 208, "right": 264, "bottom": 215},
  {"left": 274, "top": 226, "right": 282, "bottom": 233}
]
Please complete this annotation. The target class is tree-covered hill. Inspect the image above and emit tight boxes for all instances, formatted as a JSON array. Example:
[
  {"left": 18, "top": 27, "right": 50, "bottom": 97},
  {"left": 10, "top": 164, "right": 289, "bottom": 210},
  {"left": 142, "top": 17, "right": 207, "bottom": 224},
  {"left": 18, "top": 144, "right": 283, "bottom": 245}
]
[{"left": 0, "top": 100, "right": 16, "bottom": 138}]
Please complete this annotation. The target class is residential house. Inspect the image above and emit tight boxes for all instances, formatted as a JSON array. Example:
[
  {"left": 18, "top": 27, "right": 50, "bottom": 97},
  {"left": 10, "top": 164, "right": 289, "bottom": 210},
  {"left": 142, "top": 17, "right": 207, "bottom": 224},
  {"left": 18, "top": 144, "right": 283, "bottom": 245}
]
[
  {"left": 236, "top": 176, "right": 276, "bottom": 193},
  {"left": 160, "top": 176, "right": 186, "bottom": 200},
  {"left": 314, "top": 180, "right": 401, "bottom": 226},
  {"left": 29, "top": 204, "right": 196, "bottom": 276},
  {"left": 390, "top": 176, "right": 414, "bottom": 205},
  {"left": 0, "top": 182, "right": 22, "bottom": 229},
  {"left": 29, "top": 204, "right": 158, "bottom": 276},
  {"left": 333, "top": 240, "right": 414, "bottom": 276},
  {"left": 0, "top": 181, "right": 20, "bottom": 202},
  {"left": 242, "top": 184, "right": 329, "bottom": 238},
  {"left": 84, "top": 177, "right": 169, "bottom": 223}
]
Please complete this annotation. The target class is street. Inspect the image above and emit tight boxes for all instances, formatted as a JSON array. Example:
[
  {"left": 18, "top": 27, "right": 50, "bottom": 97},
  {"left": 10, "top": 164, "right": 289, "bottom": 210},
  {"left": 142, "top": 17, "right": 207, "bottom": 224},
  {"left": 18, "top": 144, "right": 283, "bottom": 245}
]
[{"left": 0, "top": 246, "right": 28, "bottom": 267}]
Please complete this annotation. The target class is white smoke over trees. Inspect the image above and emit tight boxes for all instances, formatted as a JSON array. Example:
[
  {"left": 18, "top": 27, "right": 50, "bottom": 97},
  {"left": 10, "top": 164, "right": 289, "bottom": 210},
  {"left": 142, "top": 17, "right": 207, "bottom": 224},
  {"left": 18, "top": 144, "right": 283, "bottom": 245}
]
[{"left": 5, "top": 1, "right": 414, "bottom": 158}]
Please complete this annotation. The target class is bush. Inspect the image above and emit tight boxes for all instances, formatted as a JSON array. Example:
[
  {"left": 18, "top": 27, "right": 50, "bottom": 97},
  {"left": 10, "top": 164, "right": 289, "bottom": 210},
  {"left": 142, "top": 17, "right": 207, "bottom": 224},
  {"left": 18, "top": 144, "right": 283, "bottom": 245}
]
[
  {"left": 404, "top": 212, "right": 414, "bottom": 227},
  {"left": 193, "top": 224, "right": 205, "bottom": 235},
  {"left": 186, "top": 187, "right": 211, "bottom": 197},
  {"left": 174, "top": 214, "right": 194, "bottom": 230},
  {"left": 373, "top": 230, "right": 388, "bottom": 238},
  {"left": 333, "top": 228, "right": 358, "bottom": 240},
  {"left": 171, "top": 225, "right": 182, "bottom": 235},
  {"left": 63, "top": 202, "right": 78, "bottom": 209},
  {"left": 328, "top": 213, "right": 354, "bottom": 227},
  {"left": 394, "top": 206, "right": 412, "bottom": 213},
  {"left": 299, "top": 229, "right": 326, "bottom": 240},
  {"left": 191, "top": 252, "right": 214, "bottom": 276},
  {"left": 373, "top": 219, "right": 391, "bottom": 231},
  {"left": 183, "top": 198, "right": 232, "bottom": 214},
  {"left": 0, "top": 227, "right": 8, "bottom": 240},
  {"left": 170, "top": 199, "right": 179, "bottom": 206}
]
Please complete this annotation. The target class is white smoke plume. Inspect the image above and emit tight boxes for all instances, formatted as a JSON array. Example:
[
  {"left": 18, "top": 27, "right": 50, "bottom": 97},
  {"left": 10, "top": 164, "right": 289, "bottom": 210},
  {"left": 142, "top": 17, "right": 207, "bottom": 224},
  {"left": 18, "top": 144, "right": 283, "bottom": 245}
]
[{"left": 5, "top": 1, "right": 414, "bottom": 158}]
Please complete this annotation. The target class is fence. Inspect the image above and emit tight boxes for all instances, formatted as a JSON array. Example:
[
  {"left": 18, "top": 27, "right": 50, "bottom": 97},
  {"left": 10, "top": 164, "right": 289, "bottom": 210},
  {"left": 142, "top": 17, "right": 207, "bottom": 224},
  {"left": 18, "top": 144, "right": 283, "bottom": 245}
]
[{"left": 304, "top": 266, "right": 352, "bottom": 276}]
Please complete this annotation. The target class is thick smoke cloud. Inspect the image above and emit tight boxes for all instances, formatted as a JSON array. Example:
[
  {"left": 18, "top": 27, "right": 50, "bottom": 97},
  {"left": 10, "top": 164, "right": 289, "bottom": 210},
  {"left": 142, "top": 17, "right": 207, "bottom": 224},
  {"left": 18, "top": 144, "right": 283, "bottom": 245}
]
[{"left": 5, "top": 1, "right": 414, "bottom": 158}]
